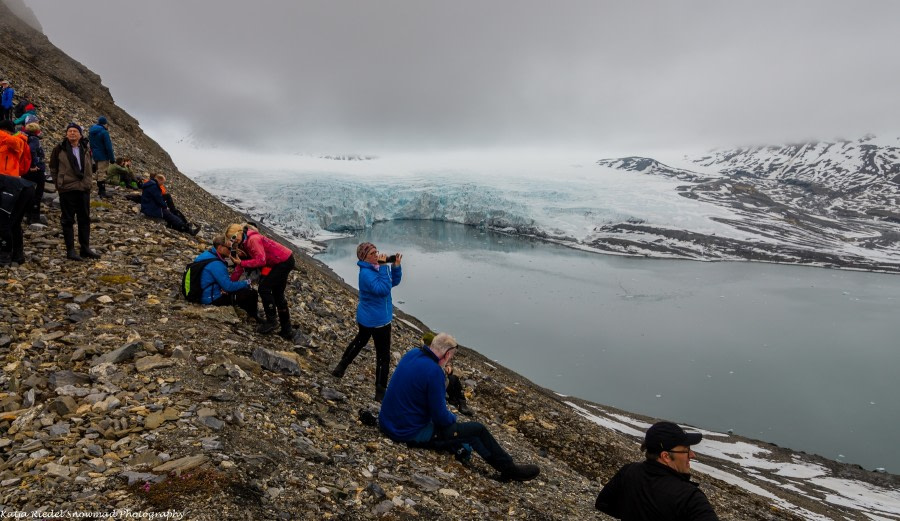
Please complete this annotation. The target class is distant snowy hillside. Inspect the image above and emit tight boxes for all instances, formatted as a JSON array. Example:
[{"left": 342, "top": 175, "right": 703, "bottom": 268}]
[{"left": 595, "top": 135, "right": 900, "bottom": 271}]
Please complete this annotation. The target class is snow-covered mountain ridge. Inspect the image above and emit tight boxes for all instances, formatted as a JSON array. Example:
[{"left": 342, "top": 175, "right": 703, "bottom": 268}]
[{"left": 593, "top": 135, "right": 900, "bottom": 271}]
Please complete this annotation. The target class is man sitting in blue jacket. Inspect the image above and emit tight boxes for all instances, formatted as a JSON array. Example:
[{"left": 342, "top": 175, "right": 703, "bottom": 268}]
[
  {"left": 140, "top": 174, "right": 198, "bottom": 235},
  {"left": 194, "top": 236, "right": 260, "bottom": 321},
  {"left": 379, "top": 333, "right": 540, "bottom": 482}
]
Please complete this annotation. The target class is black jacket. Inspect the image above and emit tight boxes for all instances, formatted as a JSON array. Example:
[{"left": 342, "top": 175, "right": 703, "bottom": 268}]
[{"left": 595, "top": 460, "right": 719, "bottom": 521}]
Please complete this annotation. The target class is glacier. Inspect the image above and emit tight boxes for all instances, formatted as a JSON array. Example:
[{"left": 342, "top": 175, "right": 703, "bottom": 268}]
[{"left": 184, "top": 137, "right": 900, "bottom": 272}]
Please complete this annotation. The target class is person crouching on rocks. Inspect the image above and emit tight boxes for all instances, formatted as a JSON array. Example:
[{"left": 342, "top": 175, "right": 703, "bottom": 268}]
[
  {"left": 139, "top": 173, "right": 199, "bottom": 235},
  {"left": 194, "top": 235, "right": 261, "bottom": 321},
  {"left": 225, "top": 223, "right": 296, "bottom": 339},
  {"left": 378, "top": 333, "right": 540, "bottom": 482},
  {"left": 48, "top": 122, "right": 101, "bottom": 261},
  {"left": 331, "top": 242, "right": 402, "bottom": 402}
]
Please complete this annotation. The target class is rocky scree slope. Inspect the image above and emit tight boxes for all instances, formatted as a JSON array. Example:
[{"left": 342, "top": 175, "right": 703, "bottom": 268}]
[{"left": 2, "top": 3, "right": 894, "bottom": 520}]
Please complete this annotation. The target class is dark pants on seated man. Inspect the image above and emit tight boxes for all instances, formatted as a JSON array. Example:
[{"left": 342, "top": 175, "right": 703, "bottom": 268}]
[
  {"left": 408, "top": 421, "right": 514, "bottom": 469},
  {"left": 211, "top": 286, "right": 259, "bottom": 319}
]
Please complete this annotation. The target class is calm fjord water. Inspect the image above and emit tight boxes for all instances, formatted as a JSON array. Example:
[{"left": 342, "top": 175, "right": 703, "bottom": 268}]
[{"left": 315, "top": 220, "right": 900, "bottom": 473}]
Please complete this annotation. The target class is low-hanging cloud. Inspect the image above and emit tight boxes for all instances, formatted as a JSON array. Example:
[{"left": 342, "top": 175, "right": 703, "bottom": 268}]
[{"left": 27, "top": 0, "right": 900, "bottom": 155}]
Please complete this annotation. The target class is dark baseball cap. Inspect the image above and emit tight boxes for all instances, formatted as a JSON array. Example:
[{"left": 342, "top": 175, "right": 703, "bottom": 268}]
[{"left": 641, "top": 421, "right": 702, "bottom": 453}]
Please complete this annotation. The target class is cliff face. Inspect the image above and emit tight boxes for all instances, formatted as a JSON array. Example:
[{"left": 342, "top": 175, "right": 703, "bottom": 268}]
[{"left": 1, "top": 4, "right": 897, "bottom": 520}]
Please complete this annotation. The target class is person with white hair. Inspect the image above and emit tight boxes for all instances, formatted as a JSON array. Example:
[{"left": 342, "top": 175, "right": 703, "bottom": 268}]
[{"left": 378, "top": 333, "right": 540, "bottom": 482}]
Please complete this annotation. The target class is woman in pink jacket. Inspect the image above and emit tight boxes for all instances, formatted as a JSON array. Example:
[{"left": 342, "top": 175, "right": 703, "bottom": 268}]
[{"left": 226, "top": 223, "right": 296, "bottom": 338}]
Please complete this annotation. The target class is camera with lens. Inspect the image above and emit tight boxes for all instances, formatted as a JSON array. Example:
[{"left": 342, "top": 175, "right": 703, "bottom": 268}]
[
  {"left": 230, "top": 248, "right": 238, "bottom": 257},
  {"left": 378, "top": 255, "right": 397, "bottom": 264}
]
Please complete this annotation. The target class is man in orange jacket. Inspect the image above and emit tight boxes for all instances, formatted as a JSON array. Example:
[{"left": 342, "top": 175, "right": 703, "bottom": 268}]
[{"left": 0, "top": 119, "right": 36, "bottom": 265}]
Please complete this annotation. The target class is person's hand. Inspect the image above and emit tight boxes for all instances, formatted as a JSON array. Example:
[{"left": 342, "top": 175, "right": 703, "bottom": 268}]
[
  {"left": 231, "top": 255, "right": 242, "bottom": 266},
  {"left": 393, "top": 253, "right": 402, "bottom": 266},
  {"left": 377, "top": 253, "right": 388, "bottom": 264}
]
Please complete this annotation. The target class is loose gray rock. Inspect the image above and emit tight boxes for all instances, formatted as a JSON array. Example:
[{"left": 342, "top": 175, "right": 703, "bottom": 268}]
[
  {"left": 410, "top": 473, "right": 443, "bottom": 492},
  {"left": 49, "top": 370, "right": 91, "bottom": 389},
  {"left": 93, "top": 341, "right": 142, "bottom": 366},
  {"left": 251, "top": 347, "right": 303, "bottom": 375},
  {"left": 321, "top": 388, "right": 346, "bottom": 402}
]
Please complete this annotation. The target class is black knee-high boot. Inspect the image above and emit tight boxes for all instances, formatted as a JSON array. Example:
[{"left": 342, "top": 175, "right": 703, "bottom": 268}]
[
  {"left": 277, "top": 308, "right": 293, "bottom": 339},
  {"left": 332, "top": 330, "right": 369, "bottom": 378}
]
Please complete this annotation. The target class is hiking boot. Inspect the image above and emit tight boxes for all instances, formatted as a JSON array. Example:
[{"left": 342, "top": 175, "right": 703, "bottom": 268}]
[
  {"left": 11, "top": 248, "right": 25, "bottom": 265},
  {"left": 0, "top": 252, "right": 10, "bottom": 267},
  {"left": 374, "top": 386, "right": 386, "bottom": 403},
  {"left": 500, "top": 463, "right": 540, "bottom": 482},
  {"left": 453, "top": 400, "right": 474, "bottom": 417},
  {"left": 66, "top": 249, "right": 83, "bottom": 261},
  {"left": 331, "top": 363, "right": 347, "bottom": 379},
  {"left": 80, "top": 248, "right": 102, "bottom": 259},
  {"left": 189, "top": 223, "right": 201, "bottom": 236},
  {"left": 256, "top": 320, "right": 277, "bottom": 335}
]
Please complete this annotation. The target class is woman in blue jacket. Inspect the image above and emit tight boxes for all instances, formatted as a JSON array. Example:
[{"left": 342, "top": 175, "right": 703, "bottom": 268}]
[
  {"left": 332, "top": 242, "right": 402, "bottom": 402},
  {"left": 194, "top": 236, "right": 260, "bottom": 321}
]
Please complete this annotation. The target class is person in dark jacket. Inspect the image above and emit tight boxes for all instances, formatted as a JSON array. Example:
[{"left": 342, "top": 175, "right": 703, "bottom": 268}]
[
  {"left": 49, "top": 122, "right": 101, "bottom": 261},
  {"left": 140, "top": 174, "right": 198, "bottom": 235},
  {"left": 22, "top": 122, "right": 46, "bottom": 225},
  {"left": 595, "top": 421, "right": 720, "bottom": 521},
  {"left": 331, "top": 242, "right": 402, "bottom": 402},
  {"left": 88, "top": 116, "right": 114, "bottom": 197},
  {"left": 379, "top": 333, "right": 540, "bottom": 482},
  {"left": 192, "top": 235, "right": 260, "bottom": 321}
]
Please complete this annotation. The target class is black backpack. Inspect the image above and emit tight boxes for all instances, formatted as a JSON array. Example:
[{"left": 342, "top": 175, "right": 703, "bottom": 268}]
[{"left": 181, "top": 258, "right": 220, "bottom": 302}]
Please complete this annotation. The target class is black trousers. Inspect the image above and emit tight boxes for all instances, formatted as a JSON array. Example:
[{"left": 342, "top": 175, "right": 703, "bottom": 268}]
[
  {"left": 337, "top": 322, "right": 391, "bottom": 392},
  {"left": 21, "top": 171, "right": 45, "bottom": 218},
  {"left": 59, "top": 190, "right": 91, "bottom": 250},
  {"left": 259, "top": 255, "right": 295, "bottom": 318},
  {"left": 212, "top": 287, "right": 259, "bottom": 319},
  {"left": 410, "top": 421, "right": 514, "bottom": 473},
  {"left": 0, "top": 177, "right": 35, "bottom": 255}
]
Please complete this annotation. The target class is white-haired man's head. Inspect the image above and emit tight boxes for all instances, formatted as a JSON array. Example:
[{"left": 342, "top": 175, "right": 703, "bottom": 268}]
[{"left": 429, "top": 333, "right": 458, "bottom": 367}]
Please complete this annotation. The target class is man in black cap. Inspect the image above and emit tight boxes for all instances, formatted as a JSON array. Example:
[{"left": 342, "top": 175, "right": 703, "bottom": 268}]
[{"left": 595, "top": 421, "right": 719, "bottom": 520}]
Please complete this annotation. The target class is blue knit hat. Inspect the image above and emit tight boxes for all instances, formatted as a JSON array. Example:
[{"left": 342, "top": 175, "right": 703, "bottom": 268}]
[
  {"left": 97, "top": 116, "right": 108, "bottom": 125},
  {"left": 66, "top": 122, "right": 83, "bottom": 135}
]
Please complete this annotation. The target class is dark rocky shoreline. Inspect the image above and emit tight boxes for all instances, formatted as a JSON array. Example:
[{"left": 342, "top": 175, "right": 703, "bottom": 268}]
[{"left": 2, "top": 3, "right": 898, "bottom": 520}]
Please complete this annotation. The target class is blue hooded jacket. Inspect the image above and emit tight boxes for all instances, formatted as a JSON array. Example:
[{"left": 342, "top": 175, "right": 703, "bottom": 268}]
[
  {"left": 356, "top": 260, "right": 401, "bottom": 327},
  {"left": 379, "top": 346, "right": 456, "bottom": 442},
  {"left": 193, "top": 249, "right": 250, "bottom": 304},
  {"left": 88, "top": 123, "right": 115, "bottom": 162}
]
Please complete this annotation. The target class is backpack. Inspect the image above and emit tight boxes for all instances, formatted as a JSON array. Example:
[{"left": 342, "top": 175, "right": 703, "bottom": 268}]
[{"left": 181, "top": 258, "right": 220, "bottom": 302}]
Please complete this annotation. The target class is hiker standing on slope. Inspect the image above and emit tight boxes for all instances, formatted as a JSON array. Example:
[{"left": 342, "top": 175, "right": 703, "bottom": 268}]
[
  {"left": 225, "top": 223, "right": 296, "bottom": 339},
  {"left": 331, "top": 242, "right": 402, "bottom": 402},
  {"left": 49, "top": 122, "right": 101, "bottom": 261},
  {"left": 0, "top": 119, "right": 35, "bottom": 266},
  {"left": 88, "top": 116, "right": 114, "bottom": 198}
]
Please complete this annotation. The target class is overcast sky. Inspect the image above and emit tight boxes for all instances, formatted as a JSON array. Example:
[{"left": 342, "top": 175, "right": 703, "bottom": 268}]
[{"left": 25, "top": 0, "right": 900, "bottom": 156}]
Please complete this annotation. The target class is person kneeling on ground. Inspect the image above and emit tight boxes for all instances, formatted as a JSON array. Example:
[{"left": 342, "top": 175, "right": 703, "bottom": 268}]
[
  {"left": 193, "top": 235, "right": 261, "bottom": 321},
  {"left": 140, "top": 173, "right": 199, "bottom": 235},
  {"left": 423, "top": 331, "right": 473, "bottom": 416},
  {"left": 378, "top": 333, "right": 540, "bottom": 482},
  {"left": 595, "top": 421, "right": 719, "bottom": 520}
]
